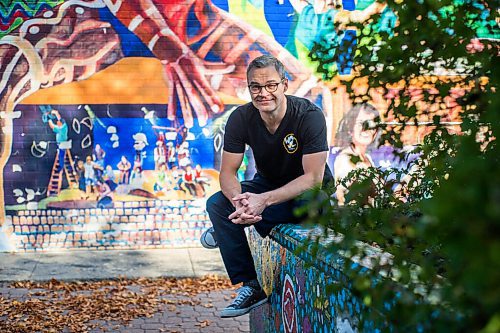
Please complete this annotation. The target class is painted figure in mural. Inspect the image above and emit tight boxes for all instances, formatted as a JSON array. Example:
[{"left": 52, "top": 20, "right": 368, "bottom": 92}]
[
  {"left": 183, "top": 165, "right": 198, "bottom": 197},
  {"left": 117, "top": 155, "right": 132, "bottom": 185},
  {"left": 170, "top": 165, "right": 186, "bottom": 194},
  {"left": 96, "top": 178, "right": 113, "bottom": 209},
  {"left": 133, "top": 133, "right": 148, "bottom": 169},
  {"left": 153, "top": 140, "right": 167, "bottom": 171},
  {"left": 103, "top": 164, "right": 118, "bottom": 188},
  {"left": 92, "top": 144, "right": 106, "bottom": 176},
  {"left": 129, "top": 165, "right": 145, "bottom": 190},
  {"left": 194, "top": 164, "right": 210, "bottom": 196},
  {"left": 202, "top": 55, "right": 332, "bottom": 318},
  {"left": 75, "top": 159, "right": 86, "bottom": 196},
  {"left": 334, "top": 103, "right": 380, "bottom": 206},
  {"left": 47, "top": 109, "right": 68, "bottom": 172},
  {"left": 177, "top": 141, "right": 192, "bottom": 169},
  {"left": 166, "top": 142, "right": 177, "bottom": 169},
  {"left": 153, "top": 163, "right": 170, "bottom": 195},
  {"left": 84, "top": 155, "right": 98, "bottom": 198},
  {"left": 133, "top": 151, "right": 143, "bottom": 170}
]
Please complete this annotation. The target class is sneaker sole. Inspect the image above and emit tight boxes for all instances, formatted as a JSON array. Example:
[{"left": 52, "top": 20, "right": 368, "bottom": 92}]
[
  {"left": 200, "top": 242, "right": 218, "bottom": 249},
  {"left": 220, "top": 297, "right": 268, "bottom": 318}
]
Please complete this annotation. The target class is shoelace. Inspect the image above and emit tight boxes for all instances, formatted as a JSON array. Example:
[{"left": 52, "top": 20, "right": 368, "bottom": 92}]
[{"left": 230, "top": 286, "right": 254, "bottom": 307}]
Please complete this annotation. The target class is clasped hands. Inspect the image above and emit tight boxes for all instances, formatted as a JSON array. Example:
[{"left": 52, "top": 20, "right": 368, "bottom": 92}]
[{"left": 228, "top": 192, "right": 268, "bottom": 225}]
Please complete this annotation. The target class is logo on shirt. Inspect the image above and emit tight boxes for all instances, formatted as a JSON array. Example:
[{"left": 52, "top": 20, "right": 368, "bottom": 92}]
[{"left": 283, "top": 133, "right": 298, "bottom": 154}]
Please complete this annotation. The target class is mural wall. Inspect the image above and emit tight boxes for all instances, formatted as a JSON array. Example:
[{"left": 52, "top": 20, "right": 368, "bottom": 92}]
[
  {"left": 248, "top": 225, "right": 386, "bottom": 332},
  {"left": 0, "top": 0, "right": 463, "bottom": 251}
]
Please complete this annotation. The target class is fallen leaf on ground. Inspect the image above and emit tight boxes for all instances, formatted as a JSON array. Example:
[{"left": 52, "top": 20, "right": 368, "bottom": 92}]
[
  {"left": 1, "top": 275, "right": 236, "bottom": 333},
  {"left": 196, "top": 319, "right": 211, "bottom": 327}
]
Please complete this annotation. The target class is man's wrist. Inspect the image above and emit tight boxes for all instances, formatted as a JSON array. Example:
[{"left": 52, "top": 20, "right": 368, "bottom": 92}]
[
  {"left": 262, "top": 191, "right": 273, "bottom": 208},
  {"left": 227, "top": 191, "right": 241, "bottom": 207}
]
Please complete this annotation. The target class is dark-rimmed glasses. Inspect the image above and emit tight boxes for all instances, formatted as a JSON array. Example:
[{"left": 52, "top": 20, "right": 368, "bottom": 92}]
[{"left": 248, "top": 79, "right": 285, "bottom": 94}]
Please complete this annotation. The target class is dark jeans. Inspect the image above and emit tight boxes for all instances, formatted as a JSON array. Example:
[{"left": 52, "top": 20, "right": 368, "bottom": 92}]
[
  {"left": 57, "top": 148, "right": 66, "bottom": 172},
  {"left": 206, "top": 174, "right": 305, "bottom": 285}
]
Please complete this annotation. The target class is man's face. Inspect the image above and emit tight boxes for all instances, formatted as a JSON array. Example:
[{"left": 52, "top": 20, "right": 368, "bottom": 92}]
[{"left": 247, "top": 66, "right": 288, "bottom": 114}]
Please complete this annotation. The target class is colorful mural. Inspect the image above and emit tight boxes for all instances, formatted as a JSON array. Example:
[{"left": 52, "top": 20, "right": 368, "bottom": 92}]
[
  {"left": 0, "top": 1, "right": 65, "bottom": 38},
  {"left": 0, "top": 0, "right": 470, "bottom": 251},
  {"left": 0, "top": 0, "right": 334, "bottom": 251},
  {"left": 249, "top": 225, "right": 384, "bottom": 332}
]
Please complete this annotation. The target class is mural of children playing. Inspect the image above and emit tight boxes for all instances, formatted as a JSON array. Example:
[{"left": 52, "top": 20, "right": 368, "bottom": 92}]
[{"left": 117, "top": 156, "right": 132, "bottom": 184}]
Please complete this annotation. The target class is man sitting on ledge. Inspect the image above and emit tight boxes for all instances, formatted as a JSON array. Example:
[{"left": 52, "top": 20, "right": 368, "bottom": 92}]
[{"left": 201, "top": 55, "right": 332, "bottom": 318}]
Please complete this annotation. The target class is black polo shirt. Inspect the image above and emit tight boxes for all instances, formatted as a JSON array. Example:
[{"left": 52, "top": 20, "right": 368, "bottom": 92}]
[{"left": 224, "top": 95, "right": 332, "bottom": 187}]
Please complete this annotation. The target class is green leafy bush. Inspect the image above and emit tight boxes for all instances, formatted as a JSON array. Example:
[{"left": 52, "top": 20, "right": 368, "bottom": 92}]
[{"left": 304, "top": 1, "right": 499, "bottom": 331}]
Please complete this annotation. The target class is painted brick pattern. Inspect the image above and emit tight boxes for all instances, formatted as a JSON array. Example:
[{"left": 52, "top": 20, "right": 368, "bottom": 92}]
[{"left": 5, "top": 200, "right": 211, "bottom": 251}]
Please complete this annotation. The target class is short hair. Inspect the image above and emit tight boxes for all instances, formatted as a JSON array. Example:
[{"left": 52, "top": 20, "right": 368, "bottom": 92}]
[
  {"left": 246, "top": 55, "right": 287, "bottom": 81},
  {"left": 335, "top": 103, "right": 380, "bottom": 148}
]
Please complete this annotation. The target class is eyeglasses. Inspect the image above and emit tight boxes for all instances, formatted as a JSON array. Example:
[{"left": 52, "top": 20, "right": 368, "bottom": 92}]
[{"left": 248, "top": 79, "right": 285, "bottom": 94}]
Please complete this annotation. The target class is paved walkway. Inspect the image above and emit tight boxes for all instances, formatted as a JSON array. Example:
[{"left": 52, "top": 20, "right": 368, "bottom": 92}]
[
  {"left": 0, "top": 248, "right": 250, "bottom": 333},
  {"left": 0, "top": 248, "right": 226, "bottom": 281}
]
